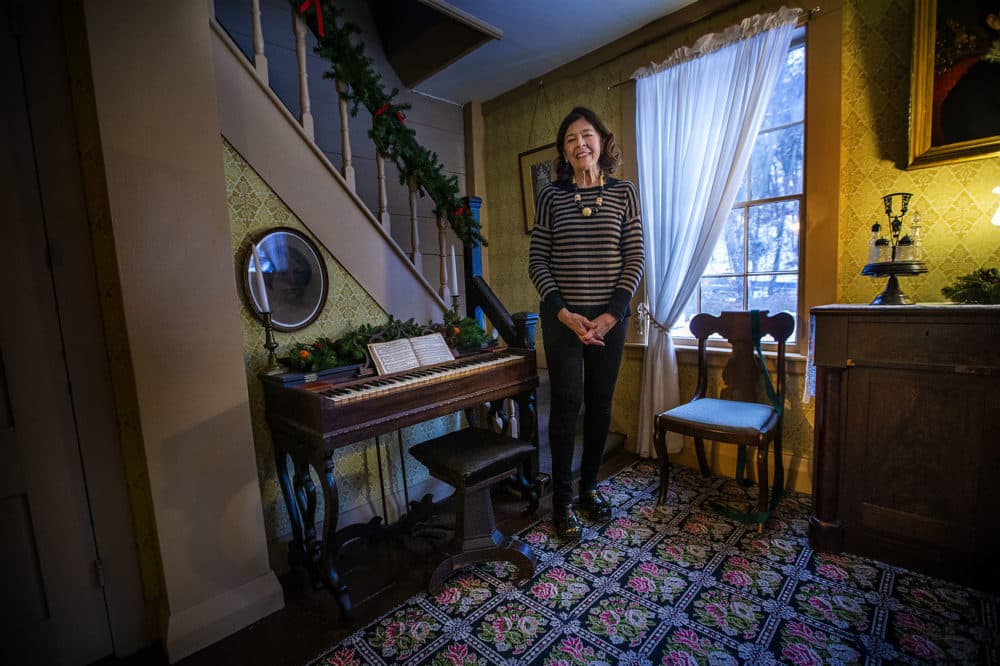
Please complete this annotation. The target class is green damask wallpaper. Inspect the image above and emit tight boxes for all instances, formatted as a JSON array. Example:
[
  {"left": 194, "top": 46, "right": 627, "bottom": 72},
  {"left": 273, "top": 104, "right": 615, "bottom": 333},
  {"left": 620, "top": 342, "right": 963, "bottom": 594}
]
[{"left": 223, "top": 140, "right": 455, "bottom": 550}]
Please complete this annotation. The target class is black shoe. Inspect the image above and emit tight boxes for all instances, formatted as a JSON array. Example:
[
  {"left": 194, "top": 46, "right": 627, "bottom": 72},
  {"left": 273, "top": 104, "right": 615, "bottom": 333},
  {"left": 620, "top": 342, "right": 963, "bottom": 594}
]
[
  {"left": 578, "top": 489, "right": 612, "bottom": 520},
  {"left": 552, "top": 505, "right": 583, "bottom": 539}
]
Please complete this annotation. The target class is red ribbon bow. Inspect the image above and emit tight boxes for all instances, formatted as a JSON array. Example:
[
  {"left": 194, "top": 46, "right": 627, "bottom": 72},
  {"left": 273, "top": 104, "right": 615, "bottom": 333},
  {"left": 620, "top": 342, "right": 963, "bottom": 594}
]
[
  {"left": 298, "top": 0, "right": 324, "bottom": 36},
  {"left": 455, "top": 205, "right": 469, "bottom": 218},
  {"left": 374, "top": 104, "right": 406, "bottom": 125}
]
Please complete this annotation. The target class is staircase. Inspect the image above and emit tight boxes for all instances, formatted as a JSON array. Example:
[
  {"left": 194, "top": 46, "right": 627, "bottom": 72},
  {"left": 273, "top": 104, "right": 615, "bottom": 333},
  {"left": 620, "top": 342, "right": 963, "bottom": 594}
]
[{"left": 210, "top": 0, "right": 461, "bottom": 324}]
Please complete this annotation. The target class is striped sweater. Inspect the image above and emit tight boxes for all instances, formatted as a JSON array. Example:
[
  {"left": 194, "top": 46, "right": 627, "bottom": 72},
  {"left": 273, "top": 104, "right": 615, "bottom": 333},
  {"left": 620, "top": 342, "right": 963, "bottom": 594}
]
[{"left": 528, "top": 177, "right": 644, "bottom": 321}]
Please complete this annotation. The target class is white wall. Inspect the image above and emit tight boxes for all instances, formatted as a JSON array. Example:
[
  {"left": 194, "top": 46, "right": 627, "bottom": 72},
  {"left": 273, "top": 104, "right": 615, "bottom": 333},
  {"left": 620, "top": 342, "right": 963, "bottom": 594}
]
[{"left": 82, "top": 1, "right": 283, "bottom": 661}]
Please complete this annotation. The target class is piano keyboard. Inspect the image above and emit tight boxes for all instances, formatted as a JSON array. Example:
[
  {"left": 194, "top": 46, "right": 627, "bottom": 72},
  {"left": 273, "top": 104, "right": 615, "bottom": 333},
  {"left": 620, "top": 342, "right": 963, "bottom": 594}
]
[{"left": 318, "top": 352, "right": 521, "bottom": 404}]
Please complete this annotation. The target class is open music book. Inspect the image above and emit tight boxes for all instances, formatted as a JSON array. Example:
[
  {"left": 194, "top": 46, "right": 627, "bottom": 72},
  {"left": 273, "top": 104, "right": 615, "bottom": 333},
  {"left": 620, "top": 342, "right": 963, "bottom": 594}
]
[{"left": 367, "top": 333, "right": 455, "bottom": 375}]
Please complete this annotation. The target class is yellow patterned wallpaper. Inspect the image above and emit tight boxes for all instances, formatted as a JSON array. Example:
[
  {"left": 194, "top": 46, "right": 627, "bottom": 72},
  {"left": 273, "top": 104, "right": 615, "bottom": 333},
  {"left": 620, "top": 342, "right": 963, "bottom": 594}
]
[
  {"left": 480, "top": 0, "right": 1000, "bottom": 470},
  {"left": 481, "top": 1, "right": 813, "bottom": 467},
  {"left": 222, "top": 140, "right": 455, "bottom": 549},
  {"left": 839, "top": 0, "right": 1000, "bottom": 304}
]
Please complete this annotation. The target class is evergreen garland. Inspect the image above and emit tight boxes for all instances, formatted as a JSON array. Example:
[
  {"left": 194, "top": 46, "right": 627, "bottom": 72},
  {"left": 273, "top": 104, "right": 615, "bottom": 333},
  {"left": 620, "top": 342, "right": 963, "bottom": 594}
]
[
  {"left": 293, "top": 0, "right": 485, "bottom": 246},
  {"left": 284, "top": 313, "right": 489, "bottom": 371}
]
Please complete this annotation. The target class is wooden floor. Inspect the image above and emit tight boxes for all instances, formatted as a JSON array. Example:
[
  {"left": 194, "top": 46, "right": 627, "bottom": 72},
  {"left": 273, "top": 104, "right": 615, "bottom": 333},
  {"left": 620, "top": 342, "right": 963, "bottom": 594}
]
[{"left": 103, "top": 447, "right": 638, "bottom": 666}]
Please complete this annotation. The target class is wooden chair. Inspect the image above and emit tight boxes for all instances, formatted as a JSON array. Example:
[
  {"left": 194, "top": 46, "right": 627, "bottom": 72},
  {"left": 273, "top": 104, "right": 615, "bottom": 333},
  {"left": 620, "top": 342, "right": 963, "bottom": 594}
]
[{"left": 653, "top": 310, "right": 794, "bottom": 530}]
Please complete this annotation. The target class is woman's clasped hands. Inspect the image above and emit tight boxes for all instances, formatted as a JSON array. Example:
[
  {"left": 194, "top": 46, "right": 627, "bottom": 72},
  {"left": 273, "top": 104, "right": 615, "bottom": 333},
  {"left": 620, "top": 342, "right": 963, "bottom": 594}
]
[{"left": 556, "top": 308, "right": 617, "bottom": 346}]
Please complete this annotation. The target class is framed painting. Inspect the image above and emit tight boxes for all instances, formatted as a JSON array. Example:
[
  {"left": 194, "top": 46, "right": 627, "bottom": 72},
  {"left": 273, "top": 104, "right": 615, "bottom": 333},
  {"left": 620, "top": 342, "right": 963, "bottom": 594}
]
[
  {"left": 908, "top": 0, "right": 1000, "bottom": 168},
  {"left": 518, "top": 142, "right": 558, "bottom": 233}
]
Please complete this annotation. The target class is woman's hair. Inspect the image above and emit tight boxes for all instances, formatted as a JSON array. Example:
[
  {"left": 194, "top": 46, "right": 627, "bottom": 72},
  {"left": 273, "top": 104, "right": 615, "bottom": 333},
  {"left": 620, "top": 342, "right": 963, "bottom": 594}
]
[{"left": 554, "top": 106, "right": 622, "bottom": 182}]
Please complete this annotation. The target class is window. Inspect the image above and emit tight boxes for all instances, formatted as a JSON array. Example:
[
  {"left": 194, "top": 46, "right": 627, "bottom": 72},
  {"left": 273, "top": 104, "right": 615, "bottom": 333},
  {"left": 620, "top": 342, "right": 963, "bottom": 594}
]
[{"left": 670, "top": 28, "right": 806, "bottom": 338}]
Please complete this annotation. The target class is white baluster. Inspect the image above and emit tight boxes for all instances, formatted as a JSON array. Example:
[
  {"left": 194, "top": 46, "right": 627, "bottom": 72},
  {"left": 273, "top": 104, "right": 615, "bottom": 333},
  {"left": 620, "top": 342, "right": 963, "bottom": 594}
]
[
  {"left": 336, "top": 79, "right": 356, "bottom": 191},
  {"left": 375, "top": 149, "right": 391, "bottom": 229},
  {"left": 408, "top": 177, "right": 421, "bottom": 273},
  {"left": 292, "top": 11, "right": 314, "bottom": 140},
  {"left": 251, "top": 0, "right": 269, "bottom": 85}
]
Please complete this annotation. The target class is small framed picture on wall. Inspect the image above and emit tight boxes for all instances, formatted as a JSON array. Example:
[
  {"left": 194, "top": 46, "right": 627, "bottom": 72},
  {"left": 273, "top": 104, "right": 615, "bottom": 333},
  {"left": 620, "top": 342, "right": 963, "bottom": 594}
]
[{"left": 518, "top": 142, "right": 558, "bottom": 234}]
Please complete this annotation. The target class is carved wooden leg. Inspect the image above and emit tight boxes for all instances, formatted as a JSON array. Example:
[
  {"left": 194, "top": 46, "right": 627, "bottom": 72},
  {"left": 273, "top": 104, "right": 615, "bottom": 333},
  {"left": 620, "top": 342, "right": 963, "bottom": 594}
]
[
  {"left": 273, "top": 443, "right": 306, "bottom": 569},
  {"left": 653, "top": 417, "right": 670, "bottom": 506},
  {"left": 318, "top": 452, "right": 352, "bottom": 620},
  {"left": 427, "top": 531, "right": 536, "bottom": 596},
  {"left": 293, "top": 460, "right": 321, "bottom": 586},
  {"left": 756, "top": 442, "right": 769, "bottom": 533},
  {"left": 516, "top": 389, "right": 540, "bottom": 513},
  {"left": 694, "top": 437, "right": 711, "bottom": 477}
]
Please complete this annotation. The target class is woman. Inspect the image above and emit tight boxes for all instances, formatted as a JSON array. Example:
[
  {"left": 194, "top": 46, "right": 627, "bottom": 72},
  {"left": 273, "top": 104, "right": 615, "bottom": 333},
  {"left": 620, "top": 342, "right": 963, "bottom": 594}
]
[{"left": 528, "top": 107, "right": 644, "bottom": 539}]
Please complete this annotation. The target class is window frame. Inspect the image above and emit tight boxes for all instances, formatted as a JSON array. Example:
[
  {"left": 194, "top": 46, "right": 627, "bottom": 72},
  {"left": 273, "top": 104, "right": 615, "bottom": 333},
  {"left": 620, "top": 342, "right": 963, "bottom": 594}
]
[
  {"left": 674, "top": 29, "right": 806, "bottom": 350},
  {"left": 622, "top": 8, "right": 842, "bottom": 354}
]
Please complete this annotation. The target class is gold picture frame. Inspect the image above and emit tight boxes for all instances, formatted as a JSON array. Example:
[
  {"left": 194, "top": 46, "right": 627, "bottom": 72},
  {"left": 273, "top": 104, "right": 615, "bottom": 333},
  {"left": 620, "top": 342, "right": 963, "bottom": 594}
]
[
  {"left": 908, "top": 0, "right": 1000, "bottom": 169},
  {"left": 518, "top": 142, "right": 558, "bottom": 233}
]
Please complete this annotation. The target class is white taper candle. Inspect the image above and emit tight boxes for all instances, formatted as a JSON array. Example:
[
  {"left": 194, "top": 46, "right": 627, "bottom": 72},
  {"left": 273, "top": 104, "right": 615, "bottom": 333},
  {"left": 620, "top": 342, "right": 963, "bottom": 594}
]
[{"left": 251, "top": 243, "right": 271, "bottom": 313}]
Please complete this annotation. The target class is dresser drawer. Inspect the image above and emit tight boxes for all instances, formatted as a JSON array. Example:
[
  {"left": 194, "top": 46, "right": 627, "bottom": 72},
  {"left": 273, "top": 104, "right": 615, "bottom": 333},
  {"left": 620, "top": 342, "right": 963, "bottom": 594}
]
[{"left": 846, "top": 320, "right": 1000, "bottom": 367}]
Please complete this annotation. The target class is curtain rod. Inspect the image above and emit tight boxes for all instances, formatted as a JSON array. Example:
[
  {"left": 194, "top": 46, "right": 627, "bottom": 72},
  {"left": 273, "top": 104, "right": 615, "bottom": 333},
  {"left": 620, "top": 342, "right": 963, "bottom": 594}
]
[{"left": 607, "top": 5, "right": 820, "bottom": 91}]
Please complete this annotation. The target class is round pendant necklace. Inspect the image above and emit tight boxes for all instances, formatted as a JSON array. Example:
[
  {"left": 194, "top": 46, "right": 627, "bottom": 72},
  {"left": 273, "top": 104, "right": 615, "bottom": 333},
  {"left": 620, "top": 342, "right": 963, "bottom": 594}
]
[{"left": 573, "top": 176, "right": 605, "bottom": 217}]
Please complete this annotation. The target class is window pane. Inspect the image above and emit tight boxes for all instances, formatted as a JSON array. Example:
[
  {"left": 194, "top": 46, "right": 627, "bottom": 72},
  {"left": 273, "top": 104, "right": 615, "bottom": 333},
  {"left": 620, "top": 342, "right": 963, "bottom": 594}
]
[
  {"left": 735, "top": 172, "right": 748, "bottom": 204},
  {"left": 748, "top": 200, "right": 800, "bottom": 273},
  {"left": 704, "top": 209, "right": 746, "bottom": 275},
  {"left": 700, "top": 276, "right": 743, "bottom": 315},
  {"left": 762, "top": 41, "right": 805, "bottom": 128},
  {"left": 749, "top": 274, "right": 798, "bottom": 332},
  {"left": 749, "top": 124, "right": 803, "bottom": 200},
  {"left": 663, "top": 33, "right": 805, "bottom": 344},
  {"left": 669, "top": 290, "right": 699, "bottom": 337}
]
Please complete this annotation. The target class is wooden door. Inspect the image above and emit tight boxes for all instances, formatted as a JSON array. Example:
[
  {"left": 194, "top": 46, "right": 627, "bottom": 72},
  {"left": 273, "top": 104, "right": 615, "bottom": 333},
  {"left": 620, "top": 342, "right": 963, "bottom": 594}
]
[{"left": 0, "top": 11, "right": 114, "bottom": 665}]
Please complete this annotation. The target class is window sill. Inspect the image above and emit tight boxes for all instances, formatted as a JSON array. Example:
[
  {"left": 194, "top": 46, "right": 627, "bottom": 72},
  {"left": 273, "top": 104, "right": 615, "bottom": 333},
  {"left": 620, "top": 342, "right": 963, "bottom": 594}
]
[{"left": 625, "top": 340, "right": 807, "bottom": 374}]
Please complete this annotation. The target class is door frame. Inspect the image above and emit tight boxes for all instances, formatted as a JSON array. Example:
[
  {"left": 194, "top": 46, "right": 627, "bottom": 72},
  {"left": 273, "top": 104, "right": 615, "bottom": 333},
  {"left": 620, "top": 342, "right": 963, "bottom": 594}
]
[{"left": 11, "top": 0, "right": 149, "bottom": 655}]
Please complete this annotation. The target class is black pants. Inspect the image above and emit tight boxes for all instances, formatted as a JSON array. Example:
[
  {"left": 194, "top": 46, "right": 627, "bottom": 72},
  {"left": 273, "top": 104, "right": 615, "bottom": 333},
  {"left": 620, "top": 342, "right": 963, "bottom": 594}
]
[{"left": 540, "top": 302, "right": 628, "bottom": 509}]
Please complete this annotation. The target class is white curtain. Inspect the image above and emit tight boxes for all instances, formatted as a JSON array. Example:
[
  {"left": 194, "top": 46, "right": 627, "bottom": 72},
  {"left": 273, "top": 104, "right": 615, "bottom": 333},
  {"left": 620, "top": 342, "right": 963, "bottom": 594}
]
[{"left": 634, "top": 7, "right": 801, "bottom": 457}]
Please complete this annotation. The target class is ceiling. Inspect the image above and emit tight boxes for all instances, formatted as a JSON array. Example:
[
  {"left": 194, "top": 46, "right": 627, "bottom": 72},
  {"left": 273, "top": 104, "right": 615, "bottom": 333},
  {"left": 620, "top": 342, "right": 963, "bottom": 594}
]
[{"left": 406, "top": 0, "right": 698, "bottom": 105}]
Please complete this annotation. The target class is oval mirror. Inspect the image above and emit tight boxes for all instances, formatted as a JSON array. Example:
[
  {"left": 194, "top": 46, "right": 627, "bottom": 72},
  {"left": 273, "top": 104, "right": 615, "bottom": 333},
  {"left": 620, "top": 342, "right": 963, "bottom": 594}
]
[{"left": 243, "top": 228, "right": 328, "bottom": 331}]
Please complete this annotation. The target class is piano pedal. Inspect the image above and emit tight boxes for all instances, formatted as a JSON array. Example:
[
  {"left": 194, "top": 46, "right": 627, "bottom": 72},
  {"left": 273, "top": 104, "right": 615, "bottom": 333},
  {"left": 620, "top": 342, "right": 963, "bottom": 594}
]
[
  {"left": 412, "top": 515, "right": 456, "bottom": 533},
  {"left": 404, "top": 526, "right": 451, "bottom": 557},
  {"left": 410, "top": 525, "right": 450, "bottom": 539}
]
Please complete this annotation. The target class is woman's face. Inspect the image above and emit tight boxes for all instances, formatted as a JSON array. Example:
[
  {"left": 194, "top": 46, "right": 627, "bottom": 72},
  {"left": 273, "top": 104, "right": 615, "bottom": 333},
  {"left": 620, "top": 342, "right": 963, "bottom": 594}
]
[{"left": 563, "top": 118, "right": 602, "bottom": 177}]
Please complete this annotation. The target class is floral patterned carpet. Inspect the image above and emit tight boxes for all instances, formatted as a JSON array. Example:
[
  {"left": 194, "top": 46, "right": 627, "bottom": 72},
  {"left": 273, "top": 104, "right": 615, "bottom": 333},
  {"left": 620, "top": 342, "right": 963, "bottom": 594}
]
[{"left": 307, "top": 461, "right": 999, "bottom": 665}]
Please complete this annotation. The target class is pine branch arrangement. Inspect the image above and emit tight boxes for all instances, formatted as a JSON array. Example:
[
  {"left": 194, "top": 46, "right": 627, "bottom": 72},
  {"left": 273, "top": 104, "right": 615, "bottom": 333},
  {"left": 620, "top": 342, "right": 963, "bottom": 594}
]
[
  {"left": 293, "top": 0, "right": 485, "bottom": 246},
  {"left": 941, "top": 267, "right": 1000, "bottom": 304}
]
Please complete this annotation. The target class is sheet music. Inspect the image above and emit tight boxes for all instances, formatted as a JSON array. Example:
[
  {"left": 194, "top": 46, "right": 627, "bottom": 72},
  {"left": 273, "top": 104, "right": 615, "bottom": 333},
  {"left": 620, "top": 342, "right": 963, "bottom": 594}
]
[
  {"left": 368, "top": 338, "right": 420, "bottom": 374},
  {"left": 409, "top": 333, "right": 454, "bottom": 366},
  {"left": 367, "top": 333, "right": 453, "bottom": 375}
]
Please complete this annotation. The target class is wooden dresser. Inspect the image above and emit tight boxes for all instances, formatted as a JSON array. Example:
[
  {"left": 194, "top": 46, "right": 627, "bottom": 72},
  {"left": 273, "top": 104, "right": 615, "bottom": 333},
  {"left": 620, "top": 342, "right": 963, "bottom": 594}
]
[{"left": 809, "top": 304, "right": 1000, "bottom": 591}]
